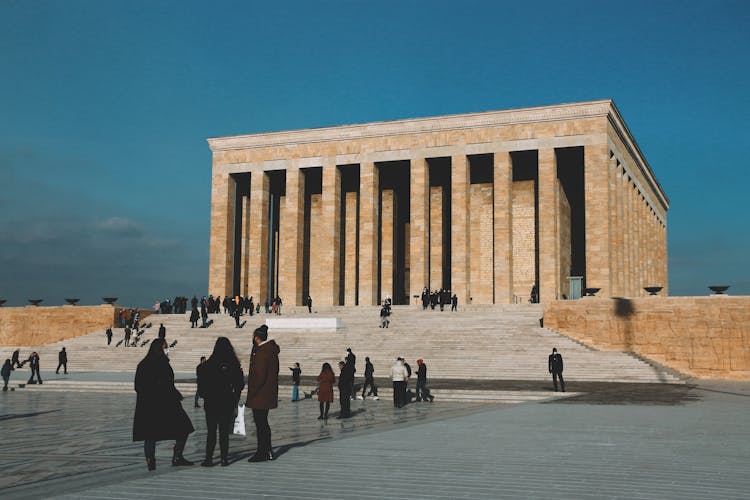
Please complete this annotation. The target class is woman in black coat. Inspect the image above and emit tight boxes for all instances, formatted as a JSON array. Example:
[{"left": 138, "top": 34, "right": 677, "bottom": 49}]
[
  {"left": 197, "top": 336, "right": 245, "bottom": 467},
  {"left": 133, "top": 338, "right": 195, "bottom": 470}
]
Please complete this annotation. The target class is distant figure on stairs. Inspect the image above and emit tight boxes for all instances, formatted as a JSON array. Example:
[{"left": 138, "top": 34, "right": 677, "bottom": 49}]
[
  {"left": 530, "top": 284, "right": 538, "bottom": 304},
  {"left": 11, "top": 349, "right": 21, "bottom": 370},
  {"left": 27, "top": 351, "right": 42, "bottom": 384},
  {"left": 289, "top": 362, "right": 301, "bottom": 401},
  {"left": 548, "top": 348, "right": 565, "bottom": 392},
  {"left": 190, "top": 307, "right": 199, "bottom": 328},
  {"left": 306, "top": 295, "right": 312, "bottom": 314},
  {"left": 124, "top": 327, "right": 132, "bottom": 347},
  {"left": 421, "top": 287, "right": 429, "bottom": 309},
  {"left": 2, "top": 359, "right": 11, "bottom": 391},
  {"left": 106, "top": 328, "right": 113, "bottom": 345},
  {"left": 451, "top": 294, "right": 458, "bottom": 312},
  {"left": 56, "top": 347, "right": 68, "bottom": 374},
  {"left": 158, "top": 323, "right": 166, "bottom": 339}
]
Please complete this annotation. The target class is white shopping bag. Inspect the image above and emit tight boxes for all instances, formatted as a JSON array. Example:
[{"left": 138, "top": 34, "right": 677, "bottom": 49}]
[{"left": 233, "top": 404, "right": 246, "bottom": 436}]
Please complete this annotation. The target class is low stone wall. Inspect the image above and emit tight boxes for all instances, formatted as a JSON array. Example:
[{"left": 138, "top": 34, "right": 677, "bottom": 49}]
[
  {"left": 543, "top": 296, "right": 750, "bottom": 380},
  {"left": 0, "top": 305, "right": 118, "bottom": 346}
]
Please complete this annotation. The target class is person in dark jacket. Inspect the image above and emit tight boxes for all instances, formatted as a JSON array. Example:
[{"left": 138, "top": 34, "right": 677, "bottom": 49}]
[
  {"left": 360, "top": 357, "right": 378, "bottom": 399},
  {"left": 1, "top": 359, "right": 11, "bottom": 391},
  {"left": 548, "top": 348, "right": 565, "bottom": 392},
  {"left": 158, "top": 323, "right": 166, "bottom": 339},
  {"left": 27, "top": 352, "right": 42, "bottom": 384},
  {"left": 337, "top": 359, "right": 355, "bottom": 419},
  {"left": 198, "top": 337, "right": 245, "bottom": 467},
  {"left": 11, "top": 349, "right": 21, "bottom": 370},
  {"left": 306, "top": 295, "right": 313, "bottom": 314},
  {"left": 189, "top": 307, "right": 200, "bottom": 328},
  {"left": 133, "top": 338, "right": 195, "bottom": 471},
  {"left": 317, "top": 362, "right": 335, "bottom": 419},
  {"left": 246, "top": 325, "right": 280, "bottom": 462},
  {"left": 289, "top": 362, "right": 301, "bottom": 401},
  {"left": 56, "top": 347, "right": 68, "bottom": 374},
  {"left": 415, "top": 359, "right": 433, "bottom": 402},
  {"left": 106, "top": 328, "right": 113, "bottom": 345},
  {"left": 194, "top": 356, "right": 206, "bottom": 408}
]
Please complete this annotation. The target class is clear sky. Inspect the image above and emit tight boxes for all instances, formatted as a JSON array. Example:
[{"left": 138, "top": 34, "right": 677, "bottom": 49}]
[{"left": 1, "top": 0, "right": 748, "bottom": 307}]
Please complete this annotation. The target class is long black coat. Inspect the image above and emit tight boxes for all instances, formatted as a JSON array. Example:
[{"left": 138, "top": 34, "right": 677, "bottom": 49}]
[
  {"left": 133, "top": 352, "right": 194, "bottom": 441},
  {"left": 197, "top": 358, "right": 245, "bottom": 416}
]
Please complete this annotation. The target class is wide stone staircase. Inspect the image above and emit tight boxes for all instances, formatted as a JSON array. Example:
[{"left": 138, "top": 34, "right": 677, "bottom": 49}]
[{"left": 5, "top": 304, "right": 682, "bottom": 400}]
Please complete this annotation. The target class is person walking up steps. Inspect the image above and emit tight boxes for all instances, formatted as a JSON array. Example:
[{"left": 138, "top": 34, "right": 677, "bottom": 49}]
[
  {"left": 56, "top": 347, "right": 68, "bottom": 374},
  {"left": 360, "top": 357, "right": 379, "bottom": 400}
]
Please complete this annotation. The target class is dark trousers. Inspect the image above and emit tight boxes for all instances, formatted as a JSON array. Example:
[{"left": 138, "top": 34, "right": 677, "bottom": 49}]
[
  {"left": 393, "top": 381, "right": 406, "bottom": 407},
  {"left": 205, "top": 409, "right": 231, "bottom": 460},
  {"left": 107, "top": 336, "right": 112, "bottom": 345},
  {"left": 28, "top": 367, "right": 41, "bottom": 383},
  {"left": 416, "top": 380, "right": 428, "bottom": 401},
  {"left": 252, "top": 409, "right": 272, "bottom": 457},
  {"left": 144, "top": 436, "right": 187, "bottom": 460},
  {"left": 2, "top": 375, "right": 8, "bottom": 391},
  {"left": 319, "top": 401, "right": 330, "bottom": 417},
  {"left": 56, "top": 362, "right": 67, "bottom": 374},
  {"left": 362, "top": 376, "right": 377, "bottom": 397},
  {"left": 451, "top": 303, "right": 457, "bottom": 311},
  {"left": 552, "top": 371, "right": 565, "bottom": 392},
  {"left": 339, "top": 387, "right": 351, "bottom": 417}
]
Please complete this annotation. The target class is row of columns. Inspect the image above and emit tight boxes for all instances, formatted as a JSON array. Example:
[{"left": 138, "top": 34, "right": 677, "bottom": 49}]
[
  {"left": 608, "top": 151, "right": 667, "bottom": 297},
  {"left": 213, "top": 144, "right": 665, "bottom": 305}
]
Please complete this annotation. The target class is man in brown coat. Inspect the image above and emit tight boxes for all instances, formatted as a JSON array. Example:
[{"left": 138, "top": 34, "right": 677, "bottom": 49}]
[{"left": 246, "top": 325, "right": 280, "bottom": 462}]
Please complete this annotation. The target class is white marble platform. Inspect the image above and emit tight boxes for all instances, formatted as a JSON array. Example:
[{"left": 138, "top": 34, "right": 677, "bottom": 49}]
[{"left": 265, "top": 317, "right": 342, "bottom": 329}]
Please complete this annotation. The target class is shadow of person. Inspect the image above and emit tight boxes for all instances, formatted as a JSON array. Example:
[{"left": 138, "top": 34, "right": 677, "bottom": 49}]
[{"left": 235, "top": 436, "right": 331, "bottom": 462}]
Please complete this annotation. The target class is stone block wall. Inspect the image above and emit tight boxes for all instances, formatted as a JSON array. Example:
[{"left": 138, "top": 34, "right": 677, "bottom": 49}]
[
  {"left": 557, "top": 183, "right": 572, "bottom": 299},
  {"left": 543, "top": 296, "right": 750, "bottom": 380},
  {"left": 0, "top": 305, "right": 118, "bottom": 346},
  {"left": 308, "top": 193, "right": 325, "bottom": 304},
  {"left": 512, "top": 180, "right": 535, "bottom": 300},
  {"left": 469, "top": 183, "right": 494, "bottom": 304}
]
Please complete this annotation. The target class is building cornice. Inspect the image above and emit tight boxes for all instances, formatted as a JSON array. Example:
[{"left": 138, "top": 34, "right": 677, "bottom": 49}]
[
  {"left": 207, "top": 100, "right": 613, "bottom": 151},
  {"left": 207, "top": 99, "right": 668, "bottom": 210}
]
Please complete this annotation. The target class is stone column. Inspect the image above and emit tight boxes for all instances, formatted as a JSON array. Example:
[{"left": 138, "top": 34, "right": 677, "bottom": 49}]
[
  {"left": 636, "top": 191, "right": 644, "bottom": 295},
  {"left": 381, "top": 189, "right": 394, "bottom": 300},
  {"left": 358, "top": 161, "right": 379, "bottom": 305},
  {"left": 584, "top": 144, "right": 612, "bottom": 297},
  {"left": 409, "top": 157, "right": 429, "bottom": 300},
  {"left": 240, "top": 194, "right": 251, "bottom": 296},
  {"left": 493, "top": 151, "right": 513, "bottom": 304},
  {"left": 615, "top": 165, "right": 625, "bottom": 297},
  {"left": 538, "top": 148, "right": 559, "bottom": 302},
  {"left": 208, "top": 171, "right": 234, "bottom": 298},
  {"left": 429, "top": 186, "right": 443, "bottom": 288},
  {"left": 278, "top": 165, "right": 304, "bottom": 305},
  {"left": 608, "top": 155, "right": 619, "bottom": 296},
  {"left": 247, "top": 170, "right": 270, "bottom": 303},
  {"left": 451, "top": 153, "right": 470, "bottom": 304},
  {"left": 319, "top": 160, "right": 342, "bottom": 306},
  {"left": 343, "top": 191, "right": 358, "bottom": 305}
]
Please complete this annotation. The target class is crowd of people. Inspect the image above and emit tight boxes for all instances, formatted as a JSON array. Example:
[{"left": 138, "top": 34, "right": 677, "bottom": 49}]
[{"left": 420, "top": 288, "right": 458, "bottom": 311}]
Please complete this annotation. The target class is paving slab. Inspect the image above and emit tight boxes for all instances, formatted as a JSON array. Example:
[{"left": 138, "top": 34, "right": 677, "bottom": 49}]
[{"left": 1, "top": 381, "right": 748, "bottom": 499}]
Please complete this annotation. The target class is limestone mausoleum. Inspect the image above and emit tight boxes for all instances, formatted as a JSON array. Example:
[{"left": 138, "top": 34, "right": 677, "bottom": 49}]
[{"left": 207, "top": 100, "right": 668, "bottom": 306}]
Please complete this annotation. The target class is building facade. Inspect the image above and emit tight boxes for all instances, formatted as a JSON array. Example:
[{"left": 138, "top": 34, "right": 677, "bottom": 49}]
[{"left": 207, "top": 100, "right": 668, "bottom": 306}]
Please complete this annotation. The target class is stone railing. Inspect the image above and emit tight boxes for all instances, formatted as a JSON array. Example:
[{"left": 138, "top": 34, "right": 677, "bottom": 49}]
[
  {"left": 543, "top": 296, "right": 750, "bottom": 380},
  {"left": 0, "top": 305, "right": 119, "bottom": 346}
]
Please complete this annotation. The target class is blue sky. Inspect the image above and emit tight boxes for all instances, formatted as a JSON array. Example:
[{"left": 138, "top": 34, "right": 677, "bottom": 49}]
[{"left": 1, "top": 0, "right": 748, "bottom": 306}]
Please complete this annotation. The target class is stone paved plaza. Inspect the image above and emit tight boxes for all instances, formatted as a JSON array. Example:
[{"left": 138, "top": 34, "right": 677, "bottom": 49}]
[{"left": 2, "top": 379, "right": 749, "bottom": 499}]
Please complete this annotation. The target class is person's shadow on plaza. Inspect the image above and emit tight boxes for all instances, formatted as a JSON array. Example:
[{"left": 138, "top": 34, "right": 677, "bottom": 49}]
[{"left": 225, "top": 436, "right": 331, "bottom": 463}]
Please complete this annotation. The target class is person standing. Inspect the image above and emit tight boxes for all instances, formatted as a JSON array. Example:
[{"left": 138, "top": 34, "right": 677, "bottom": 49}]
[
  {"left": 317, "top": 362, "right": 335, "bottom": 420},
  {"left": 548, "top": 348, "right": 565, "bottom": 392},
  {"left": 124, "top": 327, "right": 132, "bottom": 347},
  {"left": 360, "top": 357, "right": 378, "bottom": 400},
  {"left": 233, "top": 304, "right": 242, "bottom": 328},
  {"left": 289, "top": 362, "right": 302, "bottom": 402},
  {"left": 197, "top": 337, "right": 245, "bottom": 467},
  {"left": 345, "top": 348, "right": 356, "bottom": 399},
  {"left": 158, "top": 323, "right": 166, "bottom": 339},
  {"left": 306, "top": 296, "right": 313, "bottom": 314},
  {"left": 106, "top": 328, "right": 113, "bottom": 345},
  {"left": 133, "top": 339, "right": 195, "bottom": 471},
  {"left": 2, "top": 359, "right": 11, "bottom": 391},
  {"left": 337, "top": 360, "right": 354, "bottom": 419},
  {"left": 189, "top": 307, "right": 199, "bottom": 328},
  {"left": 246, "top": 325, "right": 280, "bottom": 462},
  {"left": 415, "top": 359, "right": 433, "bottom": 402},
  {"left": 27, "top": 352, "right": 42, "bottom": 384},
  {"left": 194, "top": 356, "right": 206, "bottom": 408},
  {"left": 56, "top": 347, "right": 68, "bottom": 374},
  {"left": 451, "top": 294, "right": 458, "bottom": 312},
  {"left": 390, "top": 357, "right": 408, "bottom": 408}
]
